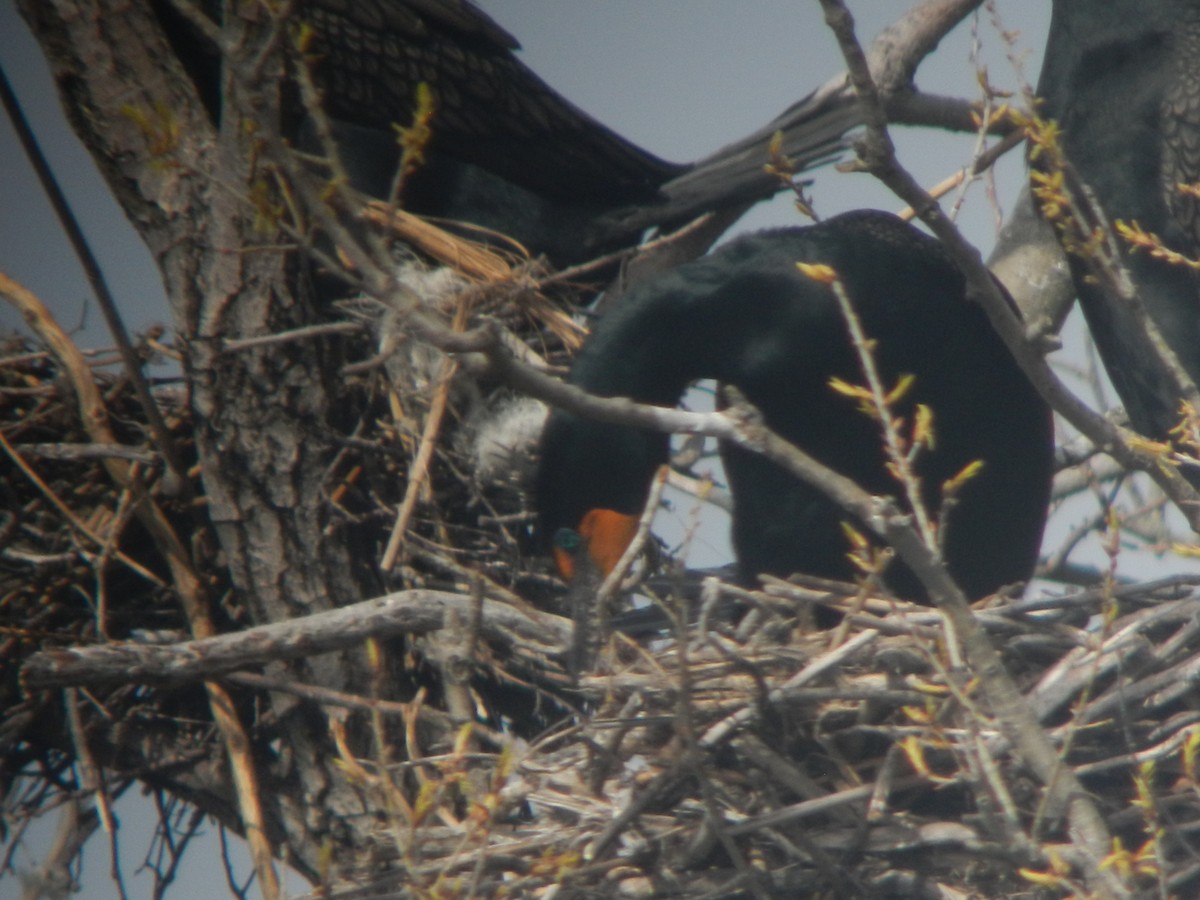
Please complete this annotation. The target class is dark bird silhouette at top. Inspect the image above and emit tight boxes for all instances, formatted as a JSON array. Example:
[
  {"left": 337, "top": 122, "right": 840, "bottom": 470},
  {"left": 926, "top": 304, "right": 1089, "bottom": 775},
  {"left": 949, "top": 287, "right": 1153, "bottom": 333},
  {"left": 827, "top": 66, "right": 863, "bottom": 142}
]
[
  {"left": 299, "top": 0, "right": 682, "bottom": 265},
  {"left": 1036, "top": 0, "right": 1200, "bottom": 445},
  {"left": 537, "top": 210, "right": 1054, "bottom": 603},
  {"left": 153, "top": 0, "right": 859, "bottom": 266}
]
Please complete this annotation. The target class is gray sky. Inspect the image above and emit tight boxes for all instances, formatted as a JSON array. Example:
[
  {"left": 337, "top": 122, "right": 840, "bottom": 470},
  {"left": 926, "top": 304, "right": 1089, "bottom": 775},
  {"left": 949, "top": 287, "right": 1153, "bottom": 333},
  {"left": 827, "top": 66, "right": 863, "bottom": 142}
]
[{"left": 2, "top": 2, "right": 1063, "bottom": 897}]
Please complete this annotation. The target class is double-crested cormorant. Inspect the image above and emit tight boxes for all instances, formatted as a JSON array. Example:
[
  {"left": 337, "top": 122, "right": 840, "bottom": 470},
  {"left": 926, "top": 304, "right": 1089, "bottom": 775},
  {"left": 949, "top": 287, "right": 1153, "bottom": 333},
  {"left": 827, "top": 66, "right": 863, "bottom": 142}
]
[
  {"left": 537, "top": 210, "right": 1054, "bottom": 601},
  {"left": 1035, "top": 0, "right": 1200, "bottom": 444}
]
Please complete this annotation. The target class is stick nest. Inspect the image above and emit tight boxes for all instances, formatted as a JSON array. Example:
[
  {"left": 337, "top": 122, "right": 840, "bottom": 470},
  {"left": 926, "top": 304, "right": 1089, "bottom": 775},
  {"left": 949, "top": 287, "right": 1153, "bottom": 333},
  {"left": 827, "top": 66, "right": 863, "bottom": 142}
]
[
  {"left": 5, "top": 279, "right": 1200, "bottom": 898},
  {"left": 320, "top": 572, "right": 1200, "bottom": 899}
]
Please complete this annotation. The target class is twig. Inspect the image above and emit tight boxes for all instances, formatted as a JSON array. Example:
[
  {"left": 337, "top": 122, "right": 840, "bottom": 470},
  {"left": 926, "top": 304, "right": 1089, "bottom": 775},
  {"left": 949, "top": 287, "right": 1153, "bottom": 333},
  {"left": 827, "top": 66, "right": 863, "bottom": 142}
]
[
  {"left": 218, "top": 320, "right": 363, "bottom": 353},
  {"left": 63, "top": 687, "right": 126, "bottom": 899},
  {"left": 380, "top": 300, "right": 466, "bottom": 572},
  {"left": 700, "top": 628, "right": 877, "bottom": 748},
  {"left": 0, "top": 428, "right": 166, "bottom": 587}
]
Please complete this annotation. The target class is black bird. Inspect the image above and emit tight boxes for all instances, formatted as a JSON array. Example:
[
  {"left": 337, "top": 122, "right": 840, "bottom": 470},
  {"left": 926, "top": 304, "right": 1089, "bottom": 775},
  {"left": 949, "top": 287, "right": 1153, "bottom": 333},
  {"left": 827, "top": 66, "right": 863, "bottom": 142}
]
[
  {"left": 153, "top": 0, "right": 857, "bottom": 266},
  {"left": 1035, "top": 0, "right": 1200, "bottom": 445},
  {"left": 537, "top": 210, "right": 1054, "bottom": 602}
]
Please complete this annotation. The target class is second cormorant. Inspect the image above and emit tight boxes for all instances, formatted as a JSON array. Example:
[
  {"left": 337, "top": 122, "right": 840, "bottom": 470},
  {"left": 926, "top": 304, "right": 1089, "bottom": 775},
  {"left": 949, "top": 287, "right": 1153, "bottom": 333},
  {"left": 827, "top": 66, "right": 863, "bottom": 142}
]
[{"left": 1035, "top": 0, "right": 1200, "bottom": 447}]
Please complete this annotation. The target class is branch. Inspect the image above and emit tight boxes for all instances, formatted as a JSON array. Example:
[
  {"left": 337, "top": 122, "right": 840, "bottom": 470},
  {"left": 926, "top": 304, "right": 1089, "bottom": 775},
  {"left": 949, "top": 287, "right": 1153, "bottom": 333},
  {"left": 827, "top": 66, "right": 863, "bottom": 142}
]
[
  {"left": 13, "top": 442, "right": 160, "bottom": 464},
  {"left": 623, "top": 0, "right": 997, "bottom": 230},
  {"left": 987, "top": 187, "right": 1075, "bottom": 330},
  {"left": 22, "top": 589, "right": 571, "bottom": 690}
]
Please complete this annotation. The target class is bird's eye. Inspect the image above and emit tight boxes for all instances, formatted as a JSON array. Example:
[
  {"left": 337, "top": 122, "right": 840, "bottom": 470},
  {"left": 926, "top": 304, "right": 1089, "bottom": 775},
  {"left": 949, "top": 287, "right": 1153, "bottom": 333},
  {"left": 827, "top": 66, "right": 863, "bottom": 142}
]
[{"left": 554, "top": 527, "right": 582, "bottom": 552}]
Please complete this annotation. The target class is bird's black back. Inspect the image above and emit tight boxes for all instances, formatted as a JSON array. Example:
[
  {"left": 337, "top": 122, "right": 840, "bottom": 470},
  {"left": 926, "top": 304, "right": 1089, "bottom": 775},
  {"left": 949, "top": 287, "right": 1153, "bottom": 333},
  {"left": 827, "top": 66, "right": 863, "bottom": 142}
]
[{"left": 538, "top": 210, "right": 1053, "bottom": 600}]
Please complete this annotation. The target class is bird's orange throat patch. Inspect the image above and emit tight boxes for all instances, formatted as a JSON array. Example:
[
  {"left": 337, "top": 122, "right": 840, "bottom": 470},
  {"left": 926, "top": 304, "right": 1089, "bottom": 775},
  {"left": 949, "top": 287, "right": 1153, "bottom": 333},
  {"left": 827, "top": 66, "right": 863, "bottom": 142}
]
[{"left": 554, "top": 508, "right": 640, "bottom": 581}]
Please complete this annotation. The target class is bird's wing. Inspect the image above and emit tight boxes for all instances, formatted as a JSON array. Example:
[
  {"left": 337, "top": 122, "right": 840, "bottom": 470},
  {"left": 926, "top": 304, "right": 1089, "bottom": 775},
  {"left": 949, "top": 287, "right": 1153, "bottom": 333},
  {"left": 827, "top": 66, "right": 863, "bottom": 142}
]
[
  {"left": 1160, "top": 36, "right": 1200, "bottom": 252},
  {"left": 305, "top": 0, "right": 684, "bottom": 205}
]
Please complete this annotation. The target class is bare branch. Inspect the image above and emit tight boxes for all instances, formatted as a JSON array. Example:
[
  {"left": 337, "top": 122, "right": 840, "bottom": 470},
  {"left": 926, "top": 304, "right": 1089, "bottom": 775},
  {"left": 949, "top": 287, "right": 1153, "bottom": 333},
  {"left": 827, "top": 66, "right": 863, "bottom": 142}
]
[{"left": 23, "top": 590, "right": 571, "bottom": 691}]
